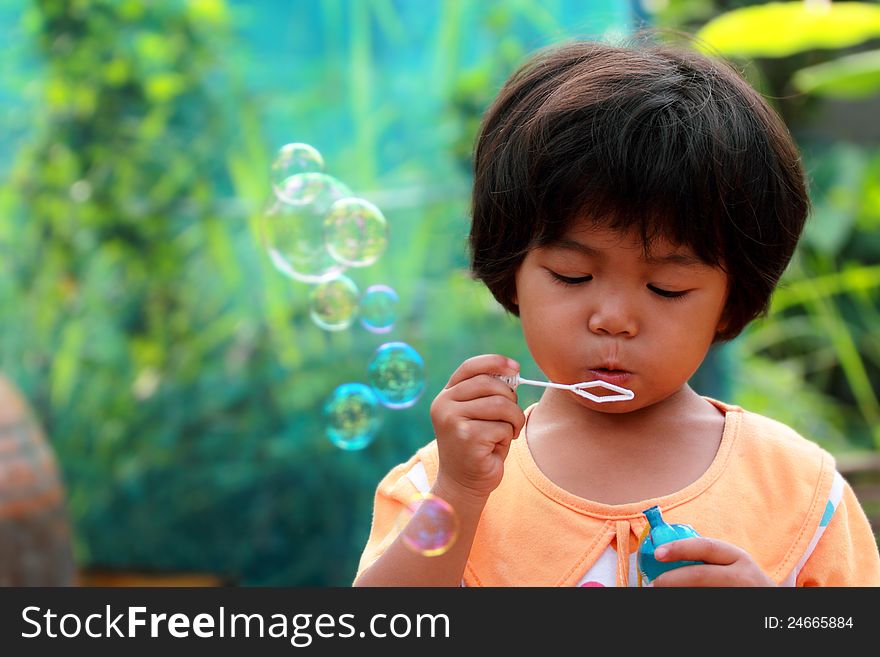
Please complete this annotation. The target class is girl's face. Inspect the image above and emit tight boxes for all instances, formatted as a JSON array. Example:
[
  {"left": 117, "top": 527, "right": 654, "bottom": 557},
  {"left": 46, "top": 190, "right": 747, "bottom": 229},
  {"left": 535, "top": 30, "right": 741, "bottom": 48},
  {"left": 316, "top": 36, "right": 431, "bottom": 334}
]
[{"left": 513, "top": 223, "right": 729, "bottom": 413}]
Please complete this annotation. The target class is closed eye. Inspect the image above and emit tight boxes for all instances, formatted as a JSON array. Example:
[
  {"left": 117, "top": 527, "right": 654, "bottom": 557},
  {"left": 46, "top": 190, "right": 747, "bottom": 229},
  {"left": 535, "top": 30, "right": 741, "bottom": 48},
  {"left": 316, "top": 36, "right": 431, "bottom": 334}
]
[
  {"left": 648, "top": 284, "right": 689, "bottom": 299},
  {"left": 548, "top": 271, "right": 593, "bottom": 286}
]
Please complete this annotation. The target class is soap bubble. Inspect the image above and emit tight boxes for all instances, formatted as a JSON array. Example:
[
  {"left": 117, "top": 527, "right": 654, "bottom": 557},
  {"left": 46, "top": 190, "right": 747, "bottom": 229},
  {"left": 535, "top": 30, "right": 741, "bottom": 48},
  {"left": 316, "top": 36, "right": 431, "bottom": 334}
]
[
  {"left": 397, "top": 493, "right": 459, "bottom": 557},
  {"left": 367, "top": 341, "right": 425, "bottom": 409},
  {"left": 275, "top": 170, "right": 344, "bottom": 208},
  {"left": 271, "top": 143, "right": 324, "bottom": 201},
  {"left": 309, "top": 275, "right": 359, "bottom": 331},
  {"left": 359, "top": 284, "right": 399, "bottom": 334},
  {"left": 69, "top": 180, "right": 92, "bottom": 203},
  {"left": 324, "top": 197, "right": 388, "bottom": 267},
  {"left": 324, "top": 382, "right": 381, "bottom": 451},
  {"left": 260, "top": 172, "right": 351, "bottom": 283}
]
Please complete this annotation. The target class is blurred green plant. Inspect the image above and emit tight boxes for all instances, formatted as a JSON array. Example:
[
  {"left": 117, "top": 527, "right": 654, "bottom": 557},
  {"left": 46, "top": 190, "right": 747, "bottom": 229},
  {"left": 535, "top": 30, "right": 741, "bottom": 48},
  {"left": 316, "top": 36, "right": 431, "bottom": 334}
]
[
  {"left": 792, "top": 49, "right": 880, "bottom": 98},
  {"left": 0, "top": 0, "right": 629, "bottom": 585},
  {"left": 654, "top": 1, "right": 880, "bottom": 451},
  {"left": 696, "top": 1, "right": 880, "bottom": 57},
  {"left": 695, "top": 1, "right": 880, "bottom": 98},
  {"left": 0, "top": 0, "right": 398, "bottom": 585}
]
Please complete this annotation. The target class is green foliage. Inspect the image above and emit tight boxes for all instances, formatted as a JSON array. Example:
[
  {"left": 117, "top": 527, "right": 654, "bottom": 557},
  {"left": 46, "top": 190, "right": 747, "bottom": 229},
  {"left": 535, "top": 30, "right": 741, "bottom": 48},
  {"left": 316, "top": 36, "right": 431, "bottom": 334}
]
[
  {"left": 695, "top": 2, "right": 880, "bottom": 57},
  {"left": 0, "top": 0, "right": 382, "bottom": 584},
  {"left": 693, "top": 2, "right": 880, "bottom": 101},
  {"left": 792, "top": 49, "right": 880, "bottom": 99},
  {"left": 0, "top": 0, "right": 628, "bottom": 584},
  {"left": 663, "top": 1, "right": 880, "bottom": 451}
]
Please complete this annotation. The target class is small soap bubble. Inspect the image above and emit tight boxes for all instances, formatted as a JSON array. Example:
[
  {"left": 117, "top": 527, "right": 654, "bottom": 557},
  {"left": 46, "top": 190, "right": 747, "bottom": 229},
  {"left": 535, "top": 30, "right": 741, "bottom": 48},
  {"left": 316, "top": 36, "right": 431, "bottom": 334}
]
[
  {"left": 323, "top": 382, "right": 381, "bottom": 451},
  {"left": 69, "top": 180, "right": 92, "bottom": 203},
  {"left": 309, "top": 275, "right": 359, "bottom": 331},
  {"left": 359, "top": 284, "right": 399, "bottom": 334},
  {"left": 398, "top": 493, "right": 459, "bottom": 557},
  {"left": 367, "top": 342, "right": 425, "bottom": 409},
  {"left": 271, "top": 143, "right": 324, "bottom": 201},
  {"left": 324, "top": 197, "right": 388, "bottom": 267},
  {"left": 260, "top": 172, "right": 351, "bottom": 283}
]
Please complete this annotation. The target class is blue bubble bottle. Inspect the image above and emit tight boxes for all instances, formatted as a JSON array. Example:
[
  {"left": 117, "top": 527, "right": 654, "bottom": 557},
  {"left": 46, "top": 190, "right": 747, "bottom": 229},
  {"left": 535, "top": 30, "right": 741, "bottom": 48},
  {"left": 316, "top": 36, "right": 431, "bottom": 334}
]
[{"left": 637, "top": 505, "right": 704, "bottom": 586}]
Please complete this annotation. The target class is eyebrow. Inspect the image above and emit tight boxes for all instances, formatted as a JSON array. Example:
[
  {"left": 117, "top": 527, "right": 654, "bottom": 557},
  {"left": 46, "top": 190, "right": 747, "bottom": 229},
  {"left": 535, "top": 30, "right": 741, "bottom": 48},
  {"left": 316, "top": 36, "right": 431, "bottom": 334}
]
[{"left": 552, "top": 238, "right": 706, "bottom": 268}]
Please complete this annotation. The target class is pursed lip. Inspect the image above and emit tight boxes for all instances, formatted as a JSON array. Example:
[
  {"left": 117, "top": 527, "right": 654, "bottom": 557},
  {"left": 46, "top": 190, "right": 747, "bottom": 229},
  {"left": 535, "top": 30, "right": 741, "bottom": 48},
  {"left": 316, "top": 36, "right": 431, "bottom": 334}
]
[{"left": 587, "top": 367, "right": 633, "bottom": 387}]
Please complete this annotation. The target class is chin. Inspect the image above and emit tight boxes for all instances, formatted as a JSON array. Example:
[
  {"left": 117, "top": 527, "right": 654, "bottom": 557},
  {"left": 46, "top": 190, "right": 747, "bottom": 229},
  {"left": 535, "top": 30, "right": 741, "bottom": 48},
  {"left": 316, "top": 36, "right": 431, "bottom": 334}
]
[
  {"left": 586, "top": 401, "right": 638, "bottom": 414},
  {"left": 568, "top": 392, "right": 639, "bottom": 413}
]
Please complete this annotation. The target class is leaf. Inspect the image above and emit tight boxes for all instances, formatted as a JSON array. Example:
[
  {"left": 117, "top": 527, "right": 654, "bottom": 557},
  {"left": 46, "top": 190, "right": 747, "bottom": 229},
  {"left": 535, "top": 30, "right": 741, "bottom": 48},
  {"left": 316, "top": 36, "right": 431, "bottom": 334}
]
[
  {"left": 51, "top": 321, "right": 85, "bottom": 409},
  {"left": 792, "top": 48, "right": 880, "bottom": 98},
  {"left": 802, "top": 145, "right": 866, "bottom": 257},
  {"left": 186, "top": 0, "right": 229, "bottom": 27},
  {"left": 771, "top": 263, "right": 880, "bottom": 313},
  {"left": 695, "top": 2, "right": 880, "bottom": 58},
  {"left": 144, "top": 72, "right": 187, "bottom": 104},
  {"left": 731, "top": 354, "right": 849, "bottom": 450}
]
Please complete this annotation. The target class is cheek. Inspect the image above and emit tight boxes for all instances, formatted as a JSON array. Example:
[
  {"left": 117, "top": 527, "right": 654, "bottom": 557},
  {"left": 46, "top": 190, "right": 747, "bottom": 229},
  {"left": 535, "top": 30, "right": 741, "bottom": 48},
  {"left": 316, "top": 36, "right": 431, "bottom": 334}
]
[
  {"left": 519, "top": 285, "right": 579, "bottom": 329},
  {"left": 517, "top": 297, "right": 570, "bottom": 354},
  {"left": 656, "top": 306, "right": 721, "bottom": 366}
]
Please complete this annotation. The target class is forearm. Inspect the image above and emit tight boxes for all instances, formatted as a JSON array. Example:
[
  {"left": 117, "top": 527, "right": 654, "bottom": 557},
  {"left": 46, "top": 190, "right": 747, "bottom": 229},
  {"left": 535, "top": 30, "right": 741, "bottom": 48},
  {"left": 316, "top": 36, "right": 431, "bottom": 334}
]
[{"left": 353, "top": 478, "right": 487, "bottom": 587}]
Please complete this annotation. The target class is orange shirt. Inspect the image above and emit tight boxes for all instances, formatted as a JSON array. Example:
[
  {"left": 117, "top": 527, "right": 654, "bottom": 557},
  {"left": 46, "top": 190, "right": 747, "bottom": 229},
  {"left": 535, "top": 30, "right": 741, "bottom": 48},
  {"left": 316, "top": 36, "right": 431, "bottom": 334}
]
[{"left": 356, "top": 398, "right": 880, "bottom": 586}]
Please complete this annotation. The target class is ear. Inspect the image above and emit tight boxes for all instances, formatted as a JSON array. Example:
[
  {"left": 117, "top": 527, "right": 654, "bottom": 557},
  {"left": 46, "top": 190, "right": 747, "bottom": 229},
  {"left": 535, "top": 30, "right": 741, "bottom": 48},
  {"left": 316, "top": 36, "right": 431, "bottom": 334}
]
[
  {"left": 714, "top": 280, "right": 732, "bottom": 338},
  {"left": 713, "top": 311, "right": 730, "bottom": 340}
]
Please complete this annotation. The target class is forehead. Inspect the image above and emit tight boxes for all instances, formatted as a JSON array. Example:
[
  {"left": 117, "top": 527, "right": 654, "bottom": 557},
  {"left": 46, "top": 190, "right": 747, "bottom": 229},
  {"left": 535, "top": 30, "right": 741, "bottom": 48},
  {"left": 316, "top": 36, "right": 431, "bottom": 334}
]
[{"left": 548, "top": 224, "right": 705, "bottom": 268}]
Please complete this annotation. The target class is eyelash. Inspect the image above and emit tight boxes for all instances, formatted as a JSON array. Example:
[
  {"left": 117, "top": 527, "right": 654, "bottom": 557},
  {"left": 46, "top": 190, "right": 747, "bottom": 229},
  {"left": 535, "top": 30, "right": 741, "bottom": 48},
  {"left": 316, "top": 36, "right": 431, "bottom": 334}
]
[
  {"left": 549, "top": 272, "right": 593, "bottom": 286},
  {"left": 648, "top": 285, "right": 690, "bottom": 301},
  {"left": 547, "top": 271, "right": 690, "bottom": 301}
]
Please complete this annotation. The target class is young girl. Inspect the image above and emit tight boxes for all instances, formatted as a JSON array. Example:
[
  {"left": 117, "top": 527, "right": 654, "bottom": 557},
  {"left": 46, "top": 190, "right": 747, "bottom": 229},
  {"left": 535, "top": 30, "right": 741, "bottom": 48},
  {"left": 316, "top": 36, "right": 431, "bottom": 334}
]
[{"left": 353, "top": 39, "right": 880, "bottom": 587}]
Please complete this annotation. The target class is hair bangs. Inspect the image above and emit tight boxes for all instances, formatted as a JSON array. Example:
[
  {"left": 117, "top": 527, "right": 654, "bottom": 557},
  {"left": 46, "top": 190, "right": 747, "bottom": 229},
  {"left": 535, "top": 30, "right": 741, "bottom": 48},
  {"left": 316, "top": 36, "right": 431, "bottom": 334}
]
[{"left": 530, "top": 107, "right": 728, "bottom": 270}]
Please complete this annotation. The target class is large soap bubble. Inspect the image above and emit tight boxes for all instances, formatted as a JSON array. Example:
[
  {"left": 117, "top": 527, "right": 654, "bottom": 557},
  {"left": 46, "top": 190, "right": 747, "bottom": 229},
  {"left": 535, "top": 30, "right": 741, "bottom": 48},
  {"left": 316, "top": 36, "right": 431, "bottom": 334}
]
[
  {"left": 324, "top": 197, "right": 388, "bottom": 267},
  {"left": 324, "top": 382, "right": 381, "bottom": 450},
  {"left": 260, "top": 172, "right": 351, "bottom": 283},
  {"left": 309, "top": 275, "right": 359, "bottom": 331},
  {"left": 367, "top": 341, "right": 425, "bottom": 409}
]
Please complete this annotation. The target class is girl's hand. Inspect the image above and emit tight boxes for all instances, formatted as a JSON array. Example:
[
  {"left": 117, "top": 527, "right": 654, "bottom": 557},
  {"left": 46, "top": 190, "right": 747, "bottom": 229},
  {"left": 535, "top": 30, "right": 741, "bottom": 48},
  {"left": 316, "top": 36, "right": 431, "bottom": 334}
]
[
  {"left": 430, "top": 354, "right": 525, "bottom": 503},
  {"left": 650, "top": 538, "right": 776, "bottom": 587}
]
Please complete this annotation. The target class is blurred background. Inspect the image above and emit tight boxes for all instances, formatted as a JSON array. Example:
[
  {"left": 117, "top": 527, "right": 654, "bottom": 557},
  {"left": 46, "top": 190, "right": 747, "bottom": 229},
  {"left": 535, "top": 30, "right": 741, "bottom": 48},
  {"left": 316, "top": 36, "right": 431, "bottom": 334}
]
[{"left": 0, "top": 0, "right": 878, "bottom": 586}]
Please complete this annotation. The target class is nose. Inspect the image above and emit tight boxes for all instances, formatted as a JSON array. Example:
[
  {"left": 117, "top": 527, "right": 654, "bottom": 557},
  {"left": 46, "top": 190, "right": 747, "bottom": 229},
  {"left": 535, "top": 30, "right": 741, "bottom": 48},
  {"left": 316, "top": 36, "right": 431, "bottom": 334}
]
[{"left": 588, "top": 294, "right": 638, "bottom": 337}]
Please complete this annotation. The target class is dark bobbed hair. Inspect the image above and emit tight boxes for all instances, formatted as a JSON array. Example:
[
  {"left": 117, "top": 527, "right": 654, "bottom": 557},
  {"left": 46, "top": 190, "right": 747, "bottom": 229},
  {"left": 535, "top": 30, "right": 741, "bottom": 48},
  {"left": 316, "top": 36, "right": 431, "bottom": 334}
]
[{"left": 469, "top": 37, "right": 809, "bottom": 342}]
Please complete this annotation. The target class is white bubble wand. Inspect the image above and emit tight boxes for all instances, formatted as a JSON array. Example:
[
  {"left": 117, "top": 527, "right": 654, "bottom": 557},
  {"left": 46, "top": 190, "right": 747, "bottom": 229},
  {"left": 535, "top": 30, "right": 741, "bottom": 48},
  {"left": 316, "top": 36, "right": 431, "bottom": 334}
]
[{"left": 495, "top": 374, "right": 635, "bottom": 403}]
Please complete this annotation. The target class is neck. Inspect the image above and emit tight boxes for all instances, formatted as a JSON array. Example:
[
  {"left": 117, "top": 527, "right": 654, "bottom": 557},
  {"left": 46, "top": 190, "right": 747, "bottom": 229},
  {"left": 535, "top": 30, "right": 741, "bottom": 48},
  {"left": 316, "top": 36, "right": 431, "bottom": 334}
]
[{"left": 524, "top": 385, "right": 726, "bottom": 505}]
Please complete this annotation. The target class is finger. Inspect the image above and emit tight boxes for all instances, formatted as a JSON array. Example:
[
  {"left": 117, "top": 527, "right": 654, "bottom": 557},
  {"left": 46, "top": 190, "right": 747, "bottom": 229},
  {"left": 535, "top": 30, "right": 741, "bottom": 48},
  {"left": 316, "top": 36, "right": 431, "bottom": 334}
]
[
  {"left": 654, "top": 537, "right": 742, "bottom": 566},
  {"left": 651, "top": 564, "right": 776, "bottom": 587},
  {"left": 457, "top": 419, "right": 516, "bottom": 450},
  {"left": 458, "top": 420, "right": 513, "bottom": 444},
  {"left": 651, "top": 564, "right": 741, "bottom": 587},
  {"left": 455, "top": 395, "right": 525, "bottom": 434},
  {"left": 446, "top": 373, "right": 519, "bottom": 405},
  {"left": 445, "top": 354, "right": 519, "bottom": 389},
  {"left": 493, "top": 438, "right": 512, "bottom": 462}
]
